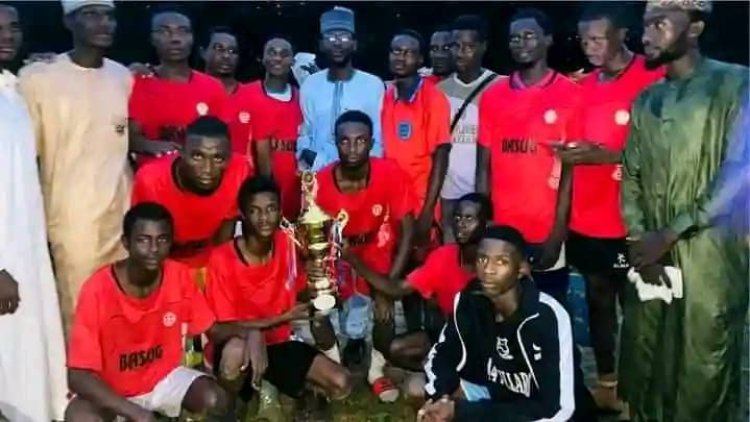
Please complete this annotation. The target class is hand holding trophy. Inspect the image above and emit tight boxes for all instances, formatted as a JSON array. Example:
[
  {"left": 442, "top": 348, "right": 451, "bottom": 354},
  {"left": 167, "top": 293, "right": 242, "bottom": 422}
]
[{"left": 285, "top": 171, "right": 348, "bottom": 315}]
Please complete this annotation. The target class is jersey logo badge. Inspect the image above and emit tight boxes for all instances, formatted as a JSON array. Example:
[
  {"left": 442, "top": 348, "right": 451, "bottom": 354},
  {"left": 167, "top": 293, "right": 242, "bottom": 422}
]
[
  {"left": 398, "top": 121, "right": 412, "bottom": 140},
  {"left": 163, "top": 312, "right": 176, "bottom": 328},
  {"left": 239, "top": 111, "right": 251, "bottom": 124},
  {"left": 543, "top": 109, "right": 558, "bottom": 124},
  {"left": 612, "top": 164, "right": 623, "bottom": 181},
  {"left": 613, "top": 252, "right": 629, "bottom": 269},
  {"left": 496, "top": 337, "right": 513, "bottom": 360},
  {"left": 113, "top": 116, "right": 127, "bottom": 135},
  {"left": 615, "top": 109, "right": 630, "bottom": 126},
  {"left": 372, "top": 204, "right": 383, "bottom": 217},
  {"left": 196, "top": 102, "right": 209, "bottom": 116},
  {"left": 532, "top": 343, "right": 542, "bottom": 361}
]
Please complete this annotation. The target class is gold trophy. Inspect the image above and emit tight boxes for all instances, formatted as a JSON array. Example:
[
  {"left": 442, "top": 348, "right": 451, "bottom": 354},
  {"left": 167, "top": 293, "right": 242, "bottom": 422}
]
[{"left": 289, "top": 171, "right": 348, "bottom": 314}]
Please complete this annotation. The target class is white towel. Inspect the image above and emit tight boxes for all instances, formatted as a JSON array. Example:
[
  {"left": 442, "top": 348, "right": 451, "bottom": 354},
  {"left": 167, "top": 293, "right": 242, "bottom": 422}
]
[{"left": 627, "top": 266, "right": 684, "bottom": 304}]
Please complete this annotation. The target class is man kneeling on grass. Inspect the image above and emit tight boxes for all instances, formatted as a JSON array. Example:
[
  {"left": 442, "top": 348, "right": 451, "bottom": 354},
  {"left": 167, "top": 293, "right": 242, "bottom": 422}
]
[
  {"left": 204, "top": 176, "right": 352, "bottom": 416},
  {"left": 65, "top": 203, "right": 266, "bottom": 421},
  {"left": 418, "top": 225, "right": 575, "bottom": 421}
]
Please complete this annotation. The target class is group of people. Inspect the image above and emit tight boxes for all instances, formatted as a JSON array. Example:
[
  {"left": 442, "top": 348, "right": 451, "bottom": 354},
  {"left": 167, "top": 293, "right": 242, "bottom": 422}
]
[{"left": 0, "top": 0, "right": 747, "bottom": 421}]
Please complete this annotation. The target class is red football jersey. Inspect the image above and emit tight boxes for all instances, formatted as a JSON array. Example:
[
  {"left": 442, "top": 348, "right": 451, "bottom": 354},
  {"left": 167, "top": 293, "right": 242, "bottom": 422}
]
[
  {"left": 478, "top": 71, "right": 583, "bottom": 244},
  {"left": 205, "top": 231, "right": 305, "bottom": 345},
  {"left": 220, "top": 84, "right": 255, "bottom": 173},
  {"left": 240, "top": 81, "right": 303, "bottom": 221},
  {"left": 129, "top": 71, "right": 227, "bottom": 166},
  {"left": 131, "top": 154, "right": 250, "bottom": 268},
  {"left": 315, "top": 158, "right": 414, "bottom": 299},
  {"left": 572, "top": 56, "right": 665, "bottom": 238},
  {"left": 406, "top": 244, "right": 473, "bottom": 316},
  {"left": 382, "top": 79, "right": 452, "bottom": 212},
  {"left": 67, "top": 261, "right": 215, "bottom": 398}
]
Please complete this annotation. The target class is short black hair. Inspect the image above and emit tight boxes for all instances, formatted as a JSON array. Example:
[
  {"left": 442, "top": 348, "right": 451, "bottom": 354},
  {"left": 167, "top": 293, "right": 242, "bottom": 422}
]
[
  {"left": 579, "top": 2, "right": 630, "bottom": 29},
  {"left": 335, "top": 110, "right": 373, "bottom": 138},
  {"left": 510, "top": 8, "right": 553, "bottom": 35},
  {"left": 186, "top": 116, "right": 230, "bottom": 140},
  {"left": 687, "top": 10, "right": 710, "bottom": 24},
  {"left": 203, "top": 25, "right": 235, "bottom": 47},
  {"left": 393, "top": 28, "right": 425, "bottom": 52},
  {"left": 432, "top": 23, "right": 453, "bottom": 35},
  {"left": 452, "top": 14, "right": 488, "bottom": 42},
  {"left": 456, "top": 192, "right": 493, "bottom": 220},
  {"left": 237, "top": 176, "right": 281, "bottom": 212},
  {"left": 263, "top": 33, "right": 294, "bottom": 49},
  {"left": 150, "top": 4, "right": 190, "bottom": 24},
  {"left": 481, "top": 225, "right": 527, "bottom": 257},
  {"left": 123, "top": 202, "right": 174, "bottom": 239}
]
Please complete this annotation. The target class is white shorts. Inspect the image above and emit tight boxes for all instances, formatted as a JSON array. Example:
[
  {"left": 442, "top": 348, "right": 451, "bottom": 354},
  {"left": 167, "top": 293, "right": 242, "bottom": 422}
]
[{"left": 124, "top": 366, "right": 205, "bottom": 418}]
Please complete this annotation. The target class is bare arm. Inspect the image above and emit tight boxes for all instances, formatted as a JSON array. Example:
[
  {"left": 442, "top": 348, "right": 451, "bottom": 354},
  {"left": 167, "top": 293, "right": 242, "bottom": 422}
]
[
  {"left": 345, "top": 254, "right": 414, "bottom": 299},
  {"left": 128, "top": 120, "right": 180, "bottom": 156},
  {"left": 68, "top": 369, "right": 149, "bottom": 420},
  {"left": 475, "top": 145, "right": 490, "bottom": 195},
  {"left": 389, "top": 214, "right": 415, "bottom": 279},
  {"left": 254, "top": 139, "right": 274, "bottom": 178},
  {"left": 418, "top": 145, "right": 451, "bottom": 228},
  {"left": 213, "top": 219, "right": 238, "bottom": 245}
]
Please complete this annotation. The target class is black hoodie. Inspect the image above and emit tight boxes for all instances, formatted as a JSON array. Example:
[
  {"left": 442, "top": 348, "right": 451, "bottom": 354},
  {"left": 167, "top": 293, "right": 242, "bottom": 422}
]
[{"left": 424, "top": 278, "right": 575, "bottom": 421}]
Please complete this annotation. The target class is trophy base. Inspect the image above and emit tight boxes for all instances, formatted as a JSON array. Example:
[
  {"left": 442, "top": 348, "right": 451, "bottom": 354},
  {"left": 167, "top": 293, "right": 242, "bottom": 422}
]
[{"left": 312, "top": 294, "right": 336, "bottom": 314}]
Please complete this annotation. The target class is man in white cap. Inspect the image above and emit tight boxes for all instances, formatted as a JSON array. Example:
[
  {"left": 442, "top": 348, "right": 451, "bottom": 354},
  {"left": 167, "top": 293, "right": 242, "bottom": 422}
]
[
  {"left": 0, "top": 4, "right": 68, "bottom": 422},
  {"left": 18, "top": 0, "right": 132, "bottom": 335},
  {"left": 296, "top": 5, "right": 385, "bottom": 172}
]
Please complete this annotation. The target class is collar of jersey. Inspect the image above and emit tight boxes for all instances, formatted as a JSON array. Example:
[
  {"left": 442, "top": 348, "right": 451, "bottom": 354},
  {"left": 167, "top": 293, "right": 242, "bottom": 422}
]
[
  {"left": 510, "top": 69, "right": 556, "bottom": 91},
  {"left": 394, "top": 76, "right": 423, "bottom": 103}
]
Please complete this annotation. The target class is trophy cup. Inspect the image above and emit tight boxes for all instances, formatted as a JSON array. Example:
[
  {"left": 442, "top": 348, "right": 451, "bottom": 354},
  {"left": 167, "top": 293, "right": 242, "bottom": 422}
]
[{"left": 293, "top": 171, "right": 348, "bottom": 314}]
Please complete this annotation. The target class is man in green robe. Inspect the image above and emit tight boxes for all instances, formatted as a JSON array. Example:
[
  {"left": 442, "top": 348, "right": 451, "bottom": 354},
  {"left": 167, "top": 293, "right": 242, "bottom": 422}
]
[{"left": 620, "top": 1, "right": 749, "bottom": 420}]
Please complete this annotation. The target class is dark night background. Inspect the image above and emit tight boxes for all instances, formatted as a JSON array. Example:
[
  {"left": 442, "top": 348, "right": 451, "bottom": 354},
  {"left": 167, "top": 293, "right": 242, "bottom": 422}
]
[{"left": 7, "top": 1, "right": 750, "bottom": 80}]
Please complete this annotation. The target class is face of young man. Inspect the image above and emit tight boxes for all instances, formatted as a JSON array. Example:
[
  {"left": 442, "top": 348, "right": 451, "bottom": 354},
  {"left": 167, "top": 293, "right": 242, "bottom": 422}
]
[
  {"left": 453, "top": 29, "right": 485, "bottom": 74},
  {"left": 66, "top": 4, "right": 116, "bottom": 49},
  {"left": 202, "top": 32, "right": 238, "bottom": 78},
  {"left": 321, "top": 30, "right": 356, "bottom": 66},
  {"left": 151, "top": 12, "right": 193, "bottom": 63},
  {"left": 475, "top": 238, "right": 523, "bottom": 297},
  {"left": 180, "top": 134, "right": 230, "bottom": 193},
  {"left": 429, "top": 30, "right": 454, "bottom": 76},
  {"left": 0, "top": 6, "right": 22, "bottom": 65},
  {"left": 452, "top": 200, "right": 486, "bottom": 245},
  {"left": 509, "top": 17, "right": 551, "bottom": 68},
  {"left": 389, "top": 34, "right": 423, "bottom": 78},
  {"left": 335, "top": 121, "right": 372, "bottom": 169},
  {"left": 123, "top": 219, "right": 173, "bottom": 274},
  {"left": 242, "top": 191, "right": 281, "bottom": 239},
  {"left": 578, "top": 17, "right": 623, "bottom": 68},
  {"left": 642, "top": 8, "right": 699, "bottom": 68},
  {"left": 262, "top": 37, "right": 294, "bottom": 78}
]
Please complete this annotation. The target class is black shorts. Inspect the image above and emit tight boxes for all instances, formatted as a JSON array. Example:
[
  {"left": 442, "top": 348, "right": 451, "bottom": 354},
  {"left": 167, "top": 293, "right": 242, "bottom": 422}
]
[
  {"left": 213, "top": 340, "right": 319, "bottom": 400},
  {"left": 566, "top": 231, "right": 629, "bottom": 275}
]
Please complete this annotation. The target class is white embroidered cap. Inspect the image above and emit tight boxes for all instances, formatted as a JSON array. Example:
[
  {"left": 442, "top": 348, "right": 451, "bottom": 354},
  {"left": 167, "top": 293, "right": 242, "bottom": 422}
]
[{"left": 61, "top": 0, "right": 114, "bottom": 15}]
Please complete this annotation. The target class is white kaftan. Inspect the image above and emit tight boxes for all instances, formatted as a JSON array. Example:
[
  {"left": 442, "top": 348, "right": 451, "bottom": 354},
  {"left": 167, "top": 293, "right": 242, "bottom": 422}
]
[{"left": 0, "top": 70, "right": 68, "bottom": 421}]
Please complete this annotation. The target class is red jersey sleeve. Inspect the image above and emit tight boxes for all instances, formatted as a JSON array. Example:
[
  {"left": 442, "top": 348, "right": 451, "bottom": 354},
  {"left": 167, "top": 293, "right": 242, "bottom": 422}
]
[
  {"left": 131, "top": 171, "right": 155, "bottom": 205},
  {"left": 184, "top": 273, "right": 216, "bottom": 336},
  {"left": 406, "top": 249, "right": 442, "bottom": 300},
  {"left": 205, "top": 257, "right": 241, "bottom": 322},
  {"left": 477, "top": 87, "right": 497, "bottom": 148},
  {"left": 128, "top": 76, "right": 148, "bottom": 126},
  {"left": 67, "top": 281, "right": 103, "bottom": 371},
  {"left": 427, "top": 89, "right": 452, "bottom": 152}
]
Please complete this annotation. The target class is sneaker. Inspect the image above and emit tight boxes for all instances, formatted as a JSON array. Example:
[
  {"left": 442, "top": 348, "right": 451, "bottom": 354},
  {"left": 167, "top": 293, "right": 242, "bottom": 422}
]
[{"left": 371, "top": 376, "right": 400, "bottom": 403}]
